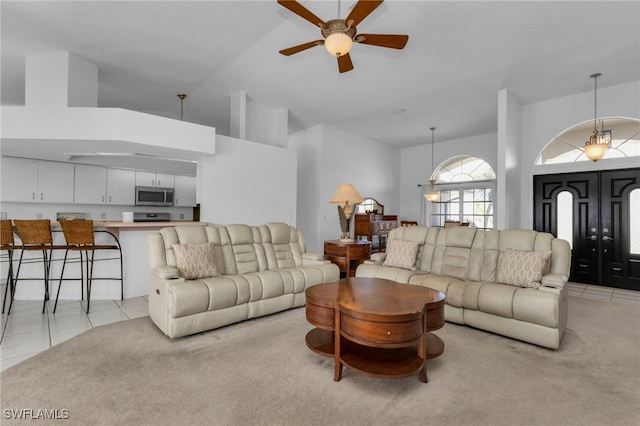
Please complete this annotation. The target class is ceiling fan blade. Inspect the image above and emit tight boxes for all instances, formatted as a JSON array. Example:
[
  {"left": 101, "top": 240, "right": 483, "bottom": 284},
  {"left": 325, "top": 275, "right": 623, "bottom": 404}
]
[
  {"left": 356, "top": 33, "right": 409, "bottom": 49},
  {"left": 279, "top": 40, "right": 324, "bottom": 56},
  {"left": 337, "top": 53, "right": 354, "bottom": 73},
  {"left": 277, "top": 0, "right": 326, "bottom": 28},
  {"left": 345, "top": 0, "right": 384, "bottom": 27}
]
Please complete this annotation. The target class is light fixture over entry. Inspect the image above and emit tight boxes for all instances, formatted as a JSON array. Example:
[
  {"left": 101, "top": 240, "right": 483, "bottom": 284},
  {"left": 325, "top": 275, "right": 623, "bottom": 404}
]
[
  {"left": 583, "top": 73, "right": 612, "bottom": 162},
  {"left": 425, "top": 127, "right": 440, "bottom": 202}
]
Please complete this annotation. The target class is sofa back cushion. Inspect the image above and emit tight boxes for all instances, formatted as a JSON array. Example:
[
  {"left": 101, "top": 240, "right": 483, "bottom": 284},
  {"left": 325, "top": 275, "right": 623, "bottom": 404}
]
[
  {"left": 263, "top": 222, "right": 302, "bottom": 269},
  {"left": 226, "top": 224, "right": 260, "bottom": 274},
  {"left": 440, "top": 227, "right": 477, "bottom": 280}
]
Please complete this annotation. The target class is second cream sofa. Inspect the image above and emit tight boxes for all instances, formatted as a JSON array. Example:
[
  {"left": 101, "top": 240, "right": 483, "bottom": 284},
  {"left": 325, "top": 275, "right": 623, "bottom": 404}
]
[{"left": 356, "top": 226, "right": 571, "bottom": 349}]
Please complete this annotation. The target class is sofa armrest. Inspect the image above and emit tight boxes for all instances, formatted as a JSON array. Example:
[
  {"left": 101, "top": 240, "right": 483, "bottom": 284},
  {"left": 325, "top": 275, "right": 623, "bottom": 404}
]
[
  {"left": 151, "top": 265, "right": 180, "bottom": 280},
  {"left": 302, "top": 252, "right": 332, "bottom": 265},
  {"left": 365, "top": 252, "right": 386, "bottom": 265},
  {"left": 541, "top": 273, "right": 568, "bottom": 289}
]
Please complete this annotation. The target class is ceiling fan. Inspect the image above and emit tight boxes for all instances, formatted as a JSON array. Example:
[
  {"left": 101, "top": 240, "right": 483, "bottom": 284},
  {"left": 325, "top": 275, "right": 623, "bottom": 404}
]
[{"left": 277, "top": 0, "right": 409, "bottom": 73}]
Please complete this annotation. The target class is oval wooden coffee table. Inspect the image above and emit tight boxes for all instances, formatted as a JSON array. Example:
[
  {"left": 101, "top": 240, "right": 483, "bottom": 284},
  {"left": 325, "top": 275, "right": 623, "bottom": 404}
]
[{"left": 305, "top": 277, "right": 445, "bottom": 383}]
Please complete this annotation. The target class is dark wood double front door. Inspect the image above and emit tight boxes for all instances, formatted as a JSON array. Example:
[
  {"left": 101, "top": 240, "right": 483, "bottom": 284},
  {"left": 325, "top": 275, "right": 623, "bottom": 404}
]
[{"left": 534, "top": 168, "right": 640, "bottom": 290}]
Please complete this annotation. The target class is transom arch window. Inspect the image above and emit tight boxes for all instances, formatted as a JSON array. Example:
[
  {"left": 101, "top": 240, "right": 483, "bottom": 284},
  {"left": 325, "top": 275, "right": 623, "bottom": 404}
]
[
  {"left": 427, "top": 156, "right": 496, "bottom": 229},
  {"left": 536, "top": 117, "right": 640, "bottom": 165}
]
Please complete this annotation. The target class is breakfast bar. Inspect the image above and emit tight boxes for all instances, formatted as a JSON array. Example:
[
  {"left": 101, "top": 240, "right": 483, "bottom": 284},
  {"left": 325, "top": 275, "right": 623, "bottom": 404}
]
[{"left": 5, "top": 221, "right": 205, "bottom": 302}]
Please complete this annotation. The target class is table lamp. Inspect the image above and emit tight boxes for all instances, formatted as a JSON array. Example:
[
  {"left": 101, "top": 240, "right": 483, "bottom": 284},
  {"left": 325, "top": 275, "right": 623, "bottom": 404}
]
[{"left": 329, "top": 184, "right": 364, "bottom": 242}]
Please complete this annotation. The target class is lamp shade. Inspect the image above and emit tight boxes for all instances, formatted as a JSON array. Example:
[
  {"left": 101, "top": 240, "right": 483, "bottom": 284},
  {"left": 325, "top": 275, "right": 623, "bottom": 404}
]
[
  {"left": 329, "top": 184, "right": 363, "bottom": 205},
  {"left": 584, "top": 129, "right": 611, "bottom": 162},
  {"left": 584, "top": 141, "right": 608, "bottom": 161},
  {"left": 324, "top": 31, "right": 353, "bottom": 57}
]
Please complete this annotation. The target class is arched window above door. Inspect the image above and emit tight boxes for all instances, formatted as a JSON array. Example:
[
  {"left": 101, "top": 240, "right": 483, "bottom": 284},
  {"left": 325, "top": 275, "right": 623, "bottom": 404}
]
[
  {"left": 433, "top": 155, "right": 496, "bottom": 182},
  {"left": 536, "top": 117, "right": 640, "bottom": 165},
  {"left": 427, "top": 156, "right": 496, "bottom": 229}
]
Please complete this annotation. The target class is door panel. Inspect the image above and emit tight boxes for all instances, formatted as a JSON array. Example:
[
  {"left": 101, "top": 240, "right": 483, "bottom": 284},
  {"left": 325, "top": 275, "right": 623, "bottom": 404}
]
[
  {"left": 534, "top": 172, "right": 598, "bottom": 285},
  {"left": 601, "top": 171, "right": 640, "bottom": 290},
  {"left": 534, "top": 168, "right": 640, "bottom": 290}
]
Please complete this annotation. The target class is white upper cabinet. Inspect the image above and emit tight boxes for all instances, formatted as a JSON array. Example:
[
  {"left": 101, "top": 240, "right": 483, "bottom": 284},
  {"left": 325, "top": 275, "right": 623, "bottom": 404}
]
[
  {"left": 1, "top": 157, "right": 74, "bottom": 203},
  {"left": 74, "top": 164, "right": 107, "bottom": 204},
  {"left": 174, "top": 175, "right": 197, "bottom": 207},
  {"left": 107, "top": 169, "right": 136, "bottom": 205},
  {"left": 135, "top": 171, "right": 174, "bottom": 188}
]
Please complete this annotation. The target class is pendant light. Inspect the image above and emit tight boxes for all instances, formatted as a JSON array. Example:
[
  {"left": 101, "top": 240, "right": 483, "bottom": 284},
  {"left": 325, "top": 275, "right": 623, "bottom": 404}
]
[
  {"left": 424, "top": 127, "right": 440, "bottom": 202},
  {"left": 583, "top": 73, "right": 611, "bottom": 162},
  {"left": 178, "top": 93, "right": 187, "bottom": 121}
]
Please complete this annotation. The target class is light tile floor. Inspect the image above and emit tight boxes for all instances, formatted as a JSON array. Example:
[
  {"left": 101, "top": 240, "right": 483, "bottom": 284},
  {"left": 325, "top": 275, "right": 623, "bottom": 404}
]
[
  {"left": 1, "top": 283, "right": 639, "bottom": 372},
  {"left": 1, "top": 284, "right": 148, "bottom": 371}
]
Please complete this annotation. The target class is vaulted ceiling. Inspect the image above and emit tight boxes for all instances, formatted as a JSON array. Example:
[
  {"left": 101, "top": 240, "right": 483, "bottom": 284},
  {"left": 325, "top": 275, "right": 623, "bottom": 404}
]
[{"left": 2, "top": 1, "right": 639, "bottom": 149}]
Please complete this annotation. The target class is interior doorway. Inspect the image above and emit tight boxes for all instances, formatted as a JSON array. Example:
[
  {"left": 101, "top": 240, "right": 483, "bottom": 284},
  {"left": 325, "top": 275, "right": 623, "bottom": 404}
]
[{"left": 533, "top": 168, "right": 640, "bottom": 290}]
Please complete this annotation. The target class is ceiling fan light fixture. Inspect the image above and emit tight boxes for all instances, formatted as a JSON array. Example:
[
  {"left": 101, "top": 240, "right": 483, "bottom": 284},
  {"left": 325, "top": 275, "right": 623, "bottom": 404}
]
[{"left": 324, "top": 30, "right": 353, "bottom": 57}]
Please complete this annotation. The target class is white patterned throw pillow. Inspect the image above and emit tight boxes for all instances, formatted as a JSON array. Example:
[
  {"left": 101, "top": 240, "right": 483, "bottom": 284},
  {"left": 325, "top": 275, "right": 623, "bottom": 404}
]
[
  {"left": 497, "top": 249, "right": 552, "bottom": 288},
  {"left": 172, "top": 242, "right": 220, "bottom": 279},
  {"left": 383, "top": 238, "right": 420, "bottom": 271}
]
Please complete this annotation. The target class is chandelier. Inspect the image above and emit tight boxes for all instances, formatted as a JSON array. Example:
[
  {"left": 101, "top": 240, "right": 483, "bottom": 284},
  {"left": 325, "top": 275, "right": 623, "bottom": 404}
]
[
  {"left": 424, "top": 127, "right": 440, "bottom": 202},
  {"left": 583, "top": 73, "right": 612, "bottom": 162}
]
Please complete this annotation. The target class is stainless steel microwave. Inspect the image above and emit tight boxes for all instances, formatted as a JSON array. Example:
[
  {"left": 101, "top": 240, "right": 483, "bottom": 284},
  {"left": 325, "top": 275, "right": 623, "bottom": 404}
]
[{"left": 135, "top": 186, "right": 174, "bottom": 206}]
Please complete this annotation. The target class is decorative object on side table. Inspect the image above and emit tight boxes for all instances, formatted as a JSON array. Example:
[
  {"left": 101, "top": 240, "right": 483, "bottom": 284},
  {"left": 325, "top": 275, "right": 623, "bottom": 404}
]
[{"left": 329, "top": 184, "right": 364, "bottom": 242}]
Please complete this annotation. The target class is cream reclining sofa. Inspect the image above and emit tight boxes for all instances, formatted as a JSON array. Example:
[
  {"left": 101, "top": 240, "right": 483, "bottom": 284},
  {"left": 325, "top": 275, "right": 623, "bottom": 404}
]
[
  {"left": 356, "top": 226, "right": 571, "bottom": 349},
  {"left": 147, "top": 222, "right": 339, "bottom": 338}
]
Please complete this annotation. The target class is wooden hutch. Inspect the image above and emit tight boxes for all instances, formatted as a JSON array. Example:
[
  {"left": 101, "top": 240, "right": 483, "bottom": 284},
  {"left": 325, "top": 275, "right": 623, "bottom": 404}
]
[{"left": 353, "top": 199, "right": 398, "bottom": 253}]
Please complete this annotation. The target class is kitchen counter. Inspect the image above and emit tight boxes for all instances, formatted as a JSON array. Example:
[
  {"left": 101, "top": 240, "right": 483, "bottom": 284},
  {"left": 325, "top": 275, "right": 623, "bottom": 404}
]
[
  {"left": 82, "top": 221, "right": 205, "bottom": 238},
  {"left": 10, "top": 221, "right": 208, "bottom": 303}
]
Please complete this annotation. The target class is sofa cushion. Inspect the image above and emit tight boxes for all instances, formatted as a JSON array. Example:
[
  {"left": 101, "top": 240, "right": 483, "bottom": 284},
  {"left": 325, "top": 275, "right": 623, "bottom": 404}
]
[
  {"left": 383, "top": 238, "right": 420, "bottom": 270},
  {"left": 172, "top": 243, "right": 220, "bottom": 279},
  {"left": 497, "top": 249, "right": 552, "bottom": 288}
]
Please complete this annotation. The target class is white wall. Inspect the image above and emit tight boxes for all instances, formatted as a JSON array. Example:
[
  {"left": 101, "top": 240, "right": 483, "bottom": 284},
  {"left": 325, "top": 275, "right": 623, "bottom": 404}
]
[
  {"left": 288, "top": 125, "right": 322, "bottom": 252},
  {"left": 400, "top": 132, "right": 498, "bottom": 225},
  {"left": 198, "top": 134, "right": 297, "bottom": 226},
  {"left": 289, "top": 124, "right": 400, "bottom": 253},
  {"left": 520, "top": 80, "right": 640, "bottom": 227}
]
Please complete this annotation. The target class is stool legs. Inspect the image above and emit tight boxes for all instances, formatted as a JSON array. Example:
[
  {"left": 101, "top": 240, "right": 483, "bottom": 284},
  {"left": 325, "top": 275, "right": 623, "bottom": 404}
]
[
  {"left": 55, "top": 249, "right": 97, "bottom": 314},
  {"left": 1, "top": 249, "right": 14, "bottom": 314},
  {"left": 10, "top": 248, "right": 51, "bottom": 315}
]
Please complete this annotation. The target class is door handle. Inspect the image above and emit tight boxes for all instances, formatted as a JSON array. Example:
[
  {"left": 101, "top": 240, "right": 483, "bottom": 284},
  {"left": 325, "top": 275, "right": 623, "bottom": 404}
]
[
  {"left": 587, "top": 235, "right": 597, "bottom": 241},
  {"left": 602, "top": 235, "right": 614, "bottom": 242}
]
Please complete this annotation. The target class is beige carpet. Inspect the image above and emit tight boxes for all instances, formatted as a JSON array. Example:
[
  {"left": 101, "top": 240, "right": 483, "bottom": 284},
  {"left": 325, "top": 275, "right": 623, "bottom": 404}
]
[{"left": 1, "top": 296, "right": 639, "bottom": 426}]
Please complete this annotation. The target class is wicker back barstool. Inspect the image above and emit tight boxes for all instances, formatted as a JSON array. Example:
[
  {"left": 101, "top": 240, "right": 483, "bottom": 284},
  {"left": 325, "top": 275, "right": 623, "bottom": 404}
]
[
  {"left": 1, "top": 219, "right": 15, "bottom": 314},
  {"left": 12, "top": 219, "right": 55, "bottom": 314},
  {"left": 54, "top": 220, "right": 123, "bottom": 313}
]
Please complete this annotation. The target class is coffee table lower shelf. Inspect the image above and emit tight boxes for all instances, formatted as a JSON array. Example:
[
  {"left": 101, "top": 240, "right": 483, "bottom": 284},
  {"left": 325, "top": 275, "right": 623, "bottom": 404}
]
[{"left": 306, "top": 328, "right": 444, "bottom": 380}]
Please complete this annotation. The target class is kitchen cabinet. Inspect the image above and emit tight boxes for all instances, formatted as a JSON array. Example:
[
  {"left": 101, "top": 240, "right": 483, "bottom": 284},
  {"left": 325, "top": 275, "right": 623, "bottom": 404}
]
[
  {"left": 1, "top": 157, "right": 74, "bottom": 203},
  {"left": 74, "top": 165, "right": 135, "bottom": 205},
  {"left": 135, "top": 171, "right": 174, "bottom": 188},
  {"left": 107, "top": 169, "right": 136, "bottom": 205},
  {"left": 174, "top": 175, "right": 197, "bottom": 206},
  {"left": 74, "top": 164, "right": 107, "bottom": 204}
]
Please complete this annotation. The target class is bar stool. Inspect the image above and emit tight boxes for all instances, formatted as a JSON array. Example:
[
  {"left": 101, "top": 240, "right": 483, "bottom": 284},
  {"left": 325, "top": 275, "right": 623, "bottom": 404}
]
[
  {"left": 54, "top": 220, "right": 123, "bottom": 314},
  {"left": 12, "top": 219, "right": 54, "bottom": 314},
  {"left": 1, "top": 219, "right": 15, "bottom": 314}
]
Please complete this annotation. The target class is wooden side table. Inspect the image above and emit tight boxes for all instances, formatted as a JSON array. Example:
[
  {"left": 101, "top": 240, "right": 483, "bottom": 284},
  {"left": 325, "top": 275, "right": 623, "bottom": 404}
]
[{"left": 324, "top": 240, "right": 371, "bottom": 278}]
